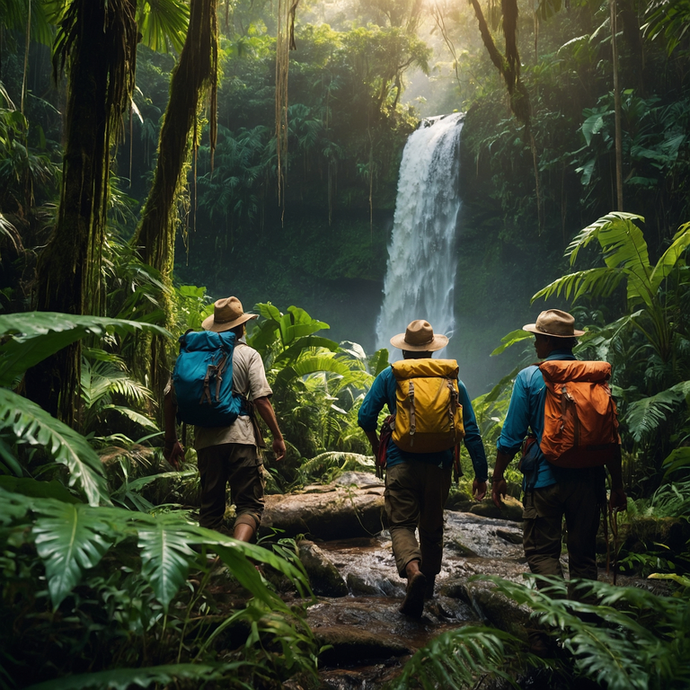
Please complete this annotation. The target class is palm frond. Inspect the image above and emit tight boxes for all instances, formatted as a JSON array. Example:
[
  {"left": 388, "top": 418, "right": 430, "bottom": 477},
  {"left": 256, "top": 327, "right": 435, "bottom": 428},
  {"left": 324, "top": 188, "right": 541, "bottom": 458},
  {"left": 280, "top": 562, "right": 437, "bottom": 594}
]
[
  {"left": 0, "top": 312, "right": 169, "bottom": 388},
  {"left": 649, "top": 221, "right": 690, "bottom": 294},
  {"left": 532, "top": 266, "right": 626, "bottom": 304},
  {"left": 0, "top": 389, "right": 109, "bottom": 506},
  {"left": 138, "top": 0, "right": 190, "bottom": 54},
  {"left": 625, "top": 380, "right": 690, "bottom": 442}
]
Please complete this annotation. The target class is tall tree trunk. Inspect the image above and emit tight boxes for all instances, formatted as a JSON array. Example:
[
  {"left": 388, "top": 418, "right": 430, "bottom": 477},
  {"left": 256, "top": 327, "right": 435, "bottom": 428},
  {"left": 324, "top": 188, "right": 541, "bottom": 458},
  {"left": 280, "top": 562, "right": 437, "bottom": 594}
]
[
  {"left": 132, "top": 0, "right": 218, "bottom": 403},
  {"left": 467, "top": 0, "right": 543, "bottom": 231},
  {"left": 27, "top": 0, "right": 137, "bottom": 425},
  {"left": 610, "top": 0, "right": 624, "bottom": 211}
]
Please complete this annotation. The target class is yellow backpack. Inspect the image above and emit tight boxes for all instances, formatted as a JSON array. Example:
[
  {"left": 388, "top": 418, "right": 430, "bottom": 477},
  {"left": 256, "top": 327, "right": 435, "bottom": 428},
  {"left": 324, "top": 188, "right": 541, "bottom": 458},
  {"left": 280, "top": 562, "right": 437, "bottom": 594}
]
[{"left": 390, "top": 359, "right": 465, "bottom": 453}]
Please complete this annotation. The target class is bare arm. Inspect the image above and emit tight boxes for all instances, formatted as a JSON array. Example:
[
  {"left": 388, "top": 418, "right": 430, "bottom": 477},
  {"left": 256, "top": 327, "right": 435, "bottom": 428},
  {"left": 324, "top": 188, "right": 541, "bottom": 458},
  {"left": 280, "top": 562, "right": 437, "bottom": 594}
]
[{"left": 253, "top": 396, "right": 286, "bottom": 461}]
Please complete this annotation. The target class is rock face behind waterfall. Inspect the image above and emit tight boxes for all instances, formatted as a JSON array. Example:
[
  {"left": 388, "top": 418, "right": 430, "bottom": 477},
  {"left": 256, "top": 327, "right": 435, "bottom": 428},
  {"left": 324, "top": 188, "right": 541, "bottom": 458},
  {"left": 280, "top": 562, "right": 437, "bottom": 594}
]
[{"left": 377, "top": 113, "right": 465, "bottom": 356}]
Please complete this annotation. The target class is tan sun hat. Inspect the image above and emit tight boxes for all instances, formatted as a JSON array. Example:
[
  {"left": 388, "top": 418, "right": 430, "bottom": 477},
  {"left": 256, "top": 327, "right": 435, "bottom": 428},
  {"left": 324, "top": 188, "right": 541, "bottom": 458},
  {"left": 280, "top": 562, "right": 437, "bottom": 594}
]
[
  {"left": 389, "top": 320, "right": 449, "bottom": 352},
  {"left": 523, "top": 309, "right": 585, "bottom": 338},
  {"left": 201, "top": 296, "right": 258, "bottom": 333}
]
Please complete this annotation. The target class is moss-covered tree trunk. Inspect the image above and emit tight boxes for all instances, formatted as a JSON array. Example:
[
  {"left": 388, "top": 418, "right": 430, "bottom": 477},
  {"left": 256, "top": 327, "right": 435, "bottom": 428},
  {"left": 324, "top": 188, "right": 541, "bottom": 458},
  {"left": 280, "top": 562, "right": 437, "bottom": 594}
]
[
  {"left": 26, "top": 0, "right": 137, "bottom": 425},
  {"left": 132, "top": 0, "right": 217, "bottom": 404}
]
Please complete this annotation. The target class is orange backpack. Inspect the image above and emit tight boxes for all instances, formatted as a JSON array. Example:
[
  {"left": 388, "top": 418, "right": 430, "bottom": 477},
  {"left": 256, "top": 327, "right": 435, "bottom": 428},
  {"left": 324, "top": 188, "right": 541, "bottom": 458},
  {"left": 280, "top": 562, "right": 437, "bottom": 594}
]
[{"left": 539, "top": 360, "right": 620, "bottom": 468}]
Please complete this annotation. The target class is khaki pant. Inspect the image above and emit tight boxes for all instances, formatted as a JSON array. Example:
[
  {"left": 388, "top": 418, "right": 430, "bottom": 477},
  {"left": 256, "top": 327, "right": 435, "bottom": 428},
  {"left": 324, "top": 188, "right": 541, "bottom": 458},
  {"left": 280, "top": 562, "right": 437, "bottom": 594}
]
[
  {"left": 523, "top": 468, "right": 605, "bottom": 591},
  {"left": 197, "top": 443, "right": 265, "bottom": 533},
  {"left": 385, "top": 461, "right": 452, "bottom": 578}
]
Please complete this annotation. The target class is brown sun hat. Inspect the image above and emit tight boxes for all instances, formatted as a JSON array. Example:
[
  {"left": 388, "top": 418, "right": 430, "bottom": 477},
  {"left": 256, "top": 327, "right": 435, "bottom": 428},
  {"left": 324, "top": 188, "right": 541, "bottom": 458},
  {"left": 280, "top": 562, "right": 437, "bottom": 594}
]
[
  {"left": 523, "top": 309, "right": 585, "bottom": 338},
  {"left": 389, "top": 320, "right": 449, "bottom": 351},
  {"left": 201, "top": 296, "right": 258, "bottom": 333}
]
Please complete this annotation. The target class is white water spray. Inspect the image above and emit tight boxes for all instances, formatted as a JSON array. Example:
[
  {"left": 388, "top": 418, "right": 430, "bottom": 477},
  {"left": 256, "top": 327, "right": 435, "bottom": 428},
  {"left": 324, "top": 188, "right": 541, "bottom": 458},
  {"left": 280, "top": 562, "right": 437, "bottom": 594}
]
[{"left": 376, "top": 113, "right": 464, "bottom": 357}]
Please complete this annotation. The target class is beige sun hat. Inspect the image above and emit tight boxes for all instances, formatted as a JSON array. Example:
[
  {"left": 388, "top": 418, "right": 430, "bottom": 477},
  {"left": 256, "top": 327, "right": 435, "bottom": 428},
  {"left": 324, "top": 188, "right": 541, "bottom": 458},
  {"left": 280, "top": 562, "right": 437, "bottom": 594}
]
[
  {"left": 389, "top": 320, "right": 449, "bottom": 352},
  {"left": 201, "top": 296, "right": 258, "bottom": 333},
  {"left": 523, "top": 309, "right": 585, "bottom": 338}
]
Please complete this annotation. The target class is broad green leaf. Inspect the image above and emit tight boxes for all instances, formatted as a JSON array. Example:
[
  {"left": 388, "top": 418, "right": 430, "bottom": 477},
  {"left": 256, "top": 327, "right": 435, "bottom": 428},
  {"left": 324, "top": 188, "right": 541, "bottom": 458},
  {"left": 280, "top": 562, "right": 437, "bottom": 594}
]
[
  {"left": 274, "top": 355, "right": 353, "bottom": 388},
  {"left": 662, "top": 447, "right": 690, "bottom": 477},
  {"left": 0, "top": 312, "right": 170, "bottom": 387},
  {"left": 137, "top": 515, "right": 197, "bottom": 612},
  {"left": 490, "top": 329, "right": 533, "bottom": 355},
  {"left": 24, "top": 662, "right": 250, "bottom": 690},
  {"left": 0, "top": 389, "right": 109, "bottom": 506},
  {"left": 100, "top": 405, "right": 159, "bottom": 431},
  {"left": 649, "top": 222, "right": 690, "bottom": 294},
  {"left": 0, "top": 485, "right": 31, "bottom": 525},
  {"left": 275, "top": 336, "right": 340, "bottom": 364},
  {"left": 368, "top": 348, "right": 390, "bottom": 376},
  {"left": 33, "top": 501, "right": 114, "bottom": 609},
  {"left": 0, "top": 476, "right": 80, "bottom": 503}
]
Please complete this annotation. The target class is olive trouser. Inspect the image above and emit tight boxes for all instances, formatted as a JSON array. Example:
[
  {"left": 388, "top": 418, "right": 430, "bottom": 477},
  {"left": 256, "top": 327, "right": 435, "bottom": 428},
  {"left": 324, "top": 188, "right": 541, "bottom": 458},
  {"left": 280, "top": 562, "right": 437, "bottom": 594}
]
[
  {"left": 197, "top": 443, "right": 265, "bottom": 533},
  {"left": 385, "top": 461, "right": 453, "bottom": 578},
  {"left": 523, "top": 468, "right": 606, "bottom": 589}
]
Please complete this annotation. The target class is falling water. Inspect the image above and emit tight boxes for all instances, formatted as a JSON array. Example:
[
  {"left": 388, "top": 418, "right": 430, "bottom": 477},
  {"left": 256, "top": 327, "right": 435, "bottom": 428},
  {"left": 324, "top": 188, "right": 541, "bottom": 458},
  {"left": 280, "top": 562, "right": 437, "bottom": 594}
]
[{"left": 376, "top": 113, "right": 464, "bottom": 357}]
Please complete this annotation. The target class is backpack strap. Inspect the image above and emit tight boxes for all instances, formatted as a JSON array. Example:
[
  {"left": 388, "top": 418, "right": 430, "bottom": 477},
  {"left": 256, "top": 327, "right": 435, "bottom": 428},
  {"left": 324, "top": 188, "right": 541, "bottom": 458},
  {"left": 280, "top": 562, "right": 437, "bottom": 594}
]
[{"left": 408, "top": 381, "right": 416, "bottom": 443}]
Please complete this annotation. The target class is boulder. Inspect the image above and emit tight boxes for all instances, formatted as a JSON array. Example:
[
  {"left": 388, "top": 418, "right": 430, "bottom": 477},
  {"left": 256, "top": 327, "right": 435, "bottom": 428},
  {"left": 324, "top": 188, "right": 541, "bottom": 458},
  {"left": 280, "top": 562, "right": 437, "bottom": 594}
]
[
  {"left": 263, "top": 485, "right": 385, "bottom": 540},
  {"left": 469, "top": 495, "right": 523, "bottom": 522},
  {"left": 298, "top": 540, "right": 349, "bottom": 597},
  {"left": 314, "top": 626, "right": 411, "bottom": 665}
]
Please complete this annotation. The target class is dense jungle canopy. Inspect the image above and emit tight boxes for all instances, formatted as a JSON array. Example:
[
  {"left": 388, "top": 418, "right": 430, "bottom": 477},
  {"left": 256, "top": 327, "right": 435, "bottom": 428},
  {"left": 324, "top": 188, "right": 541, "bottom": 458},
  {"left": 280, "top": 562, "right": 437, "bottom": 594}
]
[{"left": 0, "top": 0, "right": 689, "bottom": 687}]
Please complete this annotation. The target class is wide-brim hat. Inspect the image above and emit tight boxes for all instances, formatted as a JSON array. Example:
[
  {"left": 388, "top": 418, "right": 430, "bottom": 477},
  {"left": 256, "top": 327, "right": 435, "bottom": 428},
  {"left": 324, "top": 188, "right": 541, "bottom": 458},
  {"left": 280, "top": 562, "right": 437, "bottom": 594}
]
[
  {"left": 523, "top": 309, "right": 585, "bottom": 338},
  {"left": 390, "top": 319, "right": 449, "bottom": 352},
  {"left": 202, "top": 296, "right": 258, "bottom": 333}
]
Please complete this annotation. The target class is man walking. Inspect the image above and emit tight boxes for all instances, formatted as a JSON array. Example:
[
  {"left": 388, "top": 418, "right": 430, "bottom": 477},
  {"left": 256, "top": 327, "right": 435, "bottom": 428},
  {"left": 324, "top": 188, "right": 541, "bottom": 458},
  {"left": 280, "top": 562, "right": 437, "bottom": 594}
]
[
  {"left": 164, "top": 296, "right": 285, "bottom": 542},
  {"left": 492, "top": 309, "right": 627, "bottom": 590},
  {"left": 358, "top": 320, "right": 488, "bottom": 618}
]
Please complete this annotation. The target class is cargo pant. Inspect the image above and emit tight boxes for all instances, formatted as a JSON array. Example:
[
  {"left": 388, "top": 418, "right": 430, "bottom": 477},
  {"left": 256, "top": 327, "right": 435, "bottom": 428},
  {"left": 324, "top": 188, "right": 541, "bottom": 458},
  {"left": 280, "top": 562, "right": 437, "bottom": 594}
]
[
  {"left": 197, "top": 443, "right": 265, "bottom": 534},
  {"left": 385, "top": 461, "right": 453, "bottom": 578},
  {"left": 523, "top": 467, "right": 606, "bottom": 592}
]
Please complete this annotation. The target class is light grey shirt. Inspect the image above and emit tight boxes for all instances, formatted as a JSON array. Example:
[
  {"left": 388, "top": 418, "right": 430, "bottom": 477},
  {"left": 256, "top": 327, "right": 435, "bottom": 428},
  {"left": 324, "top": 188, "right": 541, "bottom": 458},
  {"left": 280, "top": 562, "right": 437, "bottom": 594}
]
[{"left": 191, "top": 340, "right": 272, "bottom": 450}]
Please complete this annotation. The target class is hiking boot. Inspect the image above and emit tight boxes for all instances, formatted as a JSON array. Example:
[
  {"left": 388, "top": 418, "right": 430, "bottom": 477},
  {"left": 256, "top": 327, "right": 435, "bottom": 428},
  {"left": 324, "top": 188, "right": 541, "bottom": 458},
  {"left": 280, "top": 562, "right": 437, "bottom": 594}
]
[
  {"left": 400, "top": 571, "right": 427, "bottom": 618},
  {"left": 424, "top": 575, "right": 436, "bottom": 600}
]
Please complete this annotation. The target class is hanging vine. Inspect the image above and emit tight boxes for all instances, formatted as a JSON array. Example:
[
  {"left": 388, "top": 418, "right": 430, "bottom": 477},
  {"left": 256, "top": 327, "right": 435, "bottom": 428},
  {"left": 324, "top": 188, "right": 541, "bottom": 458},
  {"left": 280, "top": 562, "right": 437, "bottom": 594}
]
[{"left": 275, "top": 0, "right": 299, "bottom": 219}]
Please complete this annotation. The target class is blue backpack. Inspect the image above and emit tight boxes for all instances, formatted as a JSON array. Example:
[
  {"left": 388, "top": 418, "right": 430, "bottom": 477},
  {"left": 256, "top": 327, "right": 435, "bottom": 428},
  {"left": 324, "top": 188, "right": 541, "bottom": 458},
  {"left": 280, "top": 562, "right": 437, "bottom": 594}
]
[{"left": 172, "top": 330, "right": 247, "bottom": 427}]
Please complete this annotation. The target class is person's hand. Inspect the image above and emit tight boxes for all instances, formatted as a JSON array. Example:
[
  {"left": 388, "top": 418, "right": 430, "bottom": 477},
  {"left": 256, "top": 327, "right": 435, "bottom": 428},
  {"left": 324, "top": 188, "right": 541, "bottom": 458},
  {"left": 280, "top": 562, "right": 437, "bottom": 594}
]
[
  {"left": 492, "top": 475, "right": 507, "bottom": 509},
  {"left": 272, "top": 437, "right": 286, "bottom": 462},
  {"left": 473, "top": 479, "right": 487, "bottom": 501},
  {"left": 609, "top": 488, "right": 627, "bottom": 511},
  {"left": 164, "top": 440, "right": 185, "bottom": 470}
]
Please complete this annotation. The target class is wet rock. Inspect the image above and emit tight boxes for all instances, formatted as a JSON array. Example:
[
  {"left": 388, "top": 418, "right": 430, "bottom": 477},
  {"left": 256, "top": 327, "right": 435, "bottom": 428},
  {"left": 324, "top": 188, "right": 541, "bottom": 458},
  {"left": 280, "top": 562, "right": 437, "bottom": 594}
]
[
  {"left": 449, "top": 577, "right": 532, "bottom": 641},
  {"left": 469, "top": 495, "right": 523, "bottom": 522},
  {"left": 315, "top": 626, "right": 411, "bottom": 665},
  {"left": 333, "top": 471, "right": 385, "bottom": 489},
  {"left": 298, "top": 540, "right": 349, "bottom": 597},
  {"left": 496, "top": 528, "right": 523, "bottom": 544},
  {"left": 263, "top": 485, "right": 385, "bottom": 540},
  {"left": 347, "top": 572, "right": 380, "bottom": 596}
]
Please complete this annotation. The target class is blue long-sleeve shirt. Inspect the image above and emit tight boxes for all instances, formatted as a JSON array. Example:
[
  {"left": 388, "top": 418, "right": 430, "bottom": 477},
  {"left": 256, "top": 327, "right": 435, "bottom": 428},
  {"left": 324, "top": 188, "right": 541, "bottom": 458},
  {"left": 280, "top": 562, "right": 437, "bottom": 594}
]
[
  {"left": 496, "top": 350, "right": 576, "bottom": 488},
  {"left": 358, "top": 364, "right": 488, "bottom": 481}
]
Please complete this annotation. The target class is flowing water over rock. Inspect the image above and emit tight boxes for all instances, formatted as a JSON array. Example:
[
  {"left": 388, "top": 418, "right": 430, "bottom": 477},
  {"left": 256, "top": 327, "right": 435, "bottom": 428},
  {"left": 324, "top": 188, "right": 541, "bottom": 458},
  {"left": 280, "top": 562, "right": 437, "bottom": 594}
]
[{"left": 376, "top": 113, "right": 464, "bottom": 356}]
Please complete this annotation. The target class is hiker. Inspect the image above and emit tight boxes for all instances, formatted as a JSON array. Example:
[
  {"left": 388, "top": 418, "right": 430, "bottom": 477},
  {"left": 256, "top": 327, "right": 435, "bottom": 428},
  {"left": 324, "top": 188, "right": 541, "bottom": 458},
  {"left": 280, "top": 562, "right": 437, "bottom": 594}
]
[
  {"left": 163, "top": 296, "right": 286, "bottom": 542},
  {"left": 491, "top": 309, "right": 627, "bottom": 590},
  {"left": 358, "top": 320, "right": 488, "bottom": 618}
]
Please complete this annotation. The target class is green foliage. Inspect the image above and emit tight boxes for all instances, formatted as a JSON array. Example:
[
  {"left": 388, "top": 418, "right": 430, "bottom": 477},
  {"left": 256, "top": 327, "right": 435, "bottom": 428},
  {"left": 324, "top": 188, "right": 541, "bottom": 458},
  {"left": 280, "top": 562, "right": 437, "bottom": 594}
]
[
  {"left": 0, "top": 487, "right": 318, "bottom": 686},
  {"left": 479, "top": 575, "right": 690, "bottom": 690},
  {"left": 389, "top": 624, "right": 528, "bottom": 689}
]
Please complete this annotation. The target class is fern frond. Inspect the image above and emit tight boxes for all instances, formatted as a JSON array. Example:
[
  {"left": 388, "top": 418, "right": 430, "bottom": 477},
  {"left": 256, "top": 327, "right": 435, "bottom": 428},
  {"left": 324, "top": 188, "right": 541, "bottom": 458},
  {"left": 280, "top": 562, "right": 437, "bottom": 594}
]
[
  {"left": 0, "top": 388, "right": 109, "bottom": 506},
  {"left": 625, "top": 380, "right": 690, "bottom": 442}
]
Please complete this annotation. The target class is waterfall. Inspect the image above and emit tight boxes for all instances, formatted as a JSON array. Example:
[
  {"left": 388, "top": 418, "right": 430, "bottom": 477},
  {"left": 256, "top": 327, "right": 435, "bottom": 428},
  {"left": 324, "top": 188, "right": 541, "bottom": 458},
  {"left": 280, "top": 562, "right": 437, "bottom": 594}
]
[{"left": 376, "top": 112, "right": 464, "bottom": 358}]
